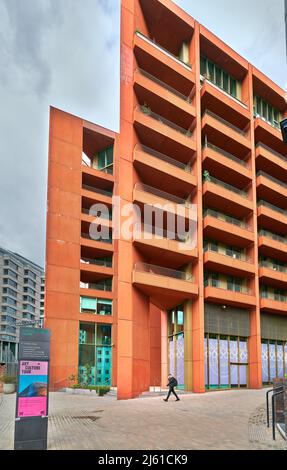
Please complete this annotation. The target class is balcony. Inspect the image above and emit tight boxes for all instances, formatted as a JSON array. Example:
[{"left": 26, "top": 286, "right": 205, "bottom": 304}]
[
  {"left": 256, "top": 170, "right": 287, "bottom": 208},
  {"left": 133, "top": 182, "right": 193, "bottom": 220},
  {"left": 254, "top": 116, "right": 285, "bottom": 154},
  {"left": 202, "top": 142, "right": 252, "bottom": 188},
  {"left": 258, "top": 230, "right": 287, "bottom": 262},
  {"left": 133, "top": 144, "right": 196, "bottom": 197},
  {"left": 80, "top": 231, "right": 113, "bottom": 253},
  {"left": 133, "top": 262, "right": 198, "bottom": 309},
  {"left": 82, "top": 156, "right": 114, "bottom": 180},
  {"left": 204, "top": 279, "right": 256, "bottom": 308},
  {"left": 257, "top": 201, "right": 287, "bottom": 233},
  {"left": 255, "top": 143, "right": 287, "bottom": 181},
  {"left": 260, "top": 293, "right": 287, "bottom": 315},
  {"left": 80, "top": 259, "right": 113, "bottom": 278},
  {"left": 134, "top": 68, "right": 196, "bottom": 128},
  {"left": 203, "top": 209, "right": 254, "bottom": 248},
  {"left": 134, "top": 32, "right": 195, "bottom": 98},
  {"left": 202, "top": 175, "right": 253, "bottom": 219},
  {"left": 134, "top": 106, "right": 196, "bottom": 161},
  {"left": 200, "top": 78, "right": 250, "bottom": 129},
  {"left": 133, "top": 223, "right": 198, "bottom": 267},
  {"left": 201, "top": 110, "right": 251, "bottom": 158},
  {"left": 203, "top": 247, "right": 255, "bottom": 277},
  {"left": 259, "top": 261, "right": 287, "bottom": 290},
  {"left": 81, "top": 183, "right": 113, "bottom": 206}
]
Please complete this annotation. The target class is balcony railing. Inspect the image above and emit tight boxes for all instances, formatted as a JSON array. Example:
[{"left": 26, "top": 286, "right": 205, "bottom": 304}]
[
  {"left": 136, "top": 68, "right": 192, "bottom": 103},
  {"left": 135, "top": 144, "right": 192, "bottom": 173},
  {"left": 82, "top": 184, "right": 113, "bottom": 197},
  {"left": 200, "top": 75, "right": 248, "bottom": 108},
  {"left": 137, "top": 105, "right": 194, "bottom": 138},
  {"left": 134, "top": 262, "right": 193, "bottom": 281},
  {"left": 134, "top": 182, "right": 188, "bottom": 206},
  {"left": 258, "top": 229, "right": 287, "bottom": 245},
  {"left": 202, "top": 110, "right": 248, "bottom": 137},
  {"left": 203, "top": 209, "right": 251, "bottom": 230},
  {"left": 135, "top": 31, "right": 192, "bottom": 70},
  {"left": 80, "top": 282, "right": 112, "bottom": 292},
  {"left": 256, "top": 142, "right": 287, "bottom": 164},
  {"left": 204, "top": 245, "right": 251, "bottom": 263},
  {"left": 203, "top": 141, "right": 250, "bottom": 168},
  {"left": 260, "top": 292, "right": 287, "bottom": 303},
  {"left": 81, "top": 208, "right": 112, "bottom": 221},
  {"left": 204, "top": 278, "right": 252, "bottom": 295},
  {"left": 82, "top": 156, "right": 113, "bottom": 175},
  {"left": 257, "top": 200, "right": 287, "bottom": 216},
  {"left": 81, "top": 232, "right": 113, "bottom": 244},
  {"left": 257, "top": 171, "right": 287, "bottom": 189},
  {"left": 204, "top": 175, "right": 249, "bottom": 198},
  {"left": 138, "top": 223, "right": 190, "bottom": 243},
  {"left": 80, "top": 257, "right": 112, "bottom": 268},
  {"left": 259, "top": 260, "right": 287, "bottom": 274}
]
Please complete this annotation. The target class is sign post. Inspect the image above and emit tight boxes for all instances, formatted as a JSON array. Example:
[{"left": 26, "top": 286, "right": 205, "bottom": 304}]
[{"left": 14, "top": 327, "right": 51, "bottom": 450}]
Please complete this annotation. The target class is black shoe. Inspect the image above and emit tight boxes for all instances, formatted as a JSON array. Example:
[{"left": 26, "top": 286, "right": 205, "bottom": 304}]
[
  {"left": 163, "top": 399, "right": 168, "bottom": 402},
  {"left": 175, "top": 398, "right": 180, "bottom": 401}
]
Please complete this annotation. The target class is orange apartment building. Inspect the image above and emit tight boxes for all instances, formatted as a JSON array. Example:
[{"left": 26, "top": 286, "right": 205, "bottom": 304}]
[{"left": 45, "top": 0, "right": 287, "bottom": 399}]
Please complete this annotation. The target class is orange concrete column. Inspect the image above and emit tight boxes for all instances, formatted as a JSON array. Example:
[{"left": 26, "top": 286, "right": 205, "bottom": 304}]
[
  {"left": 150, "top": 303, "right": 161, "bottom": 386},
  {"left": 190, "top": 22, "right": 205, "bottom": 393},
  {"left": 45, "top": 107, "right": 82, "bottom": 390},
  {"left": 161, "top": 310, "right": 168, "bottom": 389},
  {"left": 247, "top": 64, "right": 262, "bottom": 389}
]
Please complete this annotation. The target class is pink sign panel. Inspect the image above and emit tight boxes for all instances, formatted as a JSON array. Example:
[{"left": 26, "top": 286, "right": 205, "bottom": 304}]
[
  {"left": 18, "top": 397, "right": 47, "bottom": 418},
  {"left": 20, "top": 361, "right": 48, "bottom": 375},
  {"left": 17, "top": 360, "right": 48, "bottom": 418}
]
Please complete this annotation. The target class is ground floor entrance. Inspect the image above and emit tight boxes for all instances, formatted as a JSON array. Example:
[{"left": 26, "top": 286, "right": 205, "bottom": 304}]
[
  {"left": 168, "top": 306, "right": 184, "bottom": 389},
  {"left": 204, "top": 334, "right": 248, "bottom": 390},
  {"left": 261, "top": 339, "right": 287, "bottom": 385}
]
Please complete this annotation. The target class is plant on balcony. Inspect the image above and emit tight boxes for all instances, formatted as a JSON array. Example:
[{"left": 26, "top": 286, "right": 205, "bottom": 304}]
[
  {"left": 185, "top": 129, "right": 192, "bottom": 137},
  {"left": 202, "top": 169, "right": 211, "bottom": 182},
  {"left": 141, "top": 103, "right": 151, "bottom": 115}
]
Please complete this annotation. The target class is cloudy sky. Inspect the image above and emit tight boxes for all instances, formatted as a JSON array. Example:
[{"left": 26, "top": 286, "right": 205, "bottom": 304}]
[{"left": 0, "top": 0, "right": 286, "bottom": 268}]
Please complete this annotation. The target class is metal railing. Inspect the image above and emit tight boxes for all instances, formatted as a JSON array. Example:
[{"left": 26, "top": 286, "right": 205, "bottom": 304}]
[
  {"left": 134, "top": 262, "right": 193, "bottom": 281},
  {"left": 201, "top": 74, "right": 249, "bottom": 107},
  {"left": 136, "top": 68, "right": 192, "bottom": 103},
  {"left": 203, "top": 245, "right": 252, "bottom": 263},
  {"left": 202, "top": 141, "right": 249, "bottom": 168},
  {"left": 139, "top": 223, "right": 189, "bottom": 243},
  {"left": 135, "top": 144, "right": 193, "bottom": 173},
  {"left": 203, "top": 208, "right": 251, "bottom": 230},
  {"left": 82, "top": 184, "right": 113, "bottom": 197},
  {"left": 134, "top": 182, "right": 188, "bottom": 206},
  {"left": 81, "top": 207, "right": 112, "bottom": 220},
  {"left": 80, "top": 257, "right": 112, "bottom": 268},
  {"left": 260, "top": 292, "right": 287, "bottom": 303},
  {"left": 256, "top": 142, "right": 287, "bottom": 164},
  {"left": 257, "top": 170, "right": 287, "bottom": 189},
  {"left": 81, "top": 232, "right": 113, "bottom": 244},
  {"left": 204, "top": 175, "right": 249, "bottom": 198},
  {"left": 135, "top": 31, "right": 192, "bottom": 70},
  {"left": 81, "top": 282, "right": 112, "bottom": 292},
  {"left": 204, "top": 278, "right": 252, "bottom": 295},
  {"left": 137, "top": 105, "right": 194, "bottom": 138},
  {"left": 202, "top": 110, "right": 248, "bottom": 137},
  {"left": 259, "top": 260, "right": 287, "bottom": 274},
  {"left": 266, "top": 386, "right": 285, "bottom": 441},
  {"left": 258, "top": 229, "right": 287, "bottom": 245},
  {"left": 257, "top": 200, "right": 287, "bottom": 216}
]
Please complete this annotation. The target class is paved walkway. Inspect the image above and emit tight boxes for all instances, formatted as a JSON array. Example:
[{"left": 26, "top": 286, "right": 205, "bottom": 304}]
[{"left": 0, "top": 389, "right": 286, "bottom": 450}]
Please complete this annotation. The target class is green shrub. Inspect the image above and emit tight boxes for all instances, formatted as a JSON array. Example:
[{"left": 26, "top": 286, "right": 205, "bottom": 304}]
[
  {"left": 97, "top": 386, "right": 110, "bottom": 397},
  {"left": 0, "top": 375, "right": 17, "bottom": 384}
]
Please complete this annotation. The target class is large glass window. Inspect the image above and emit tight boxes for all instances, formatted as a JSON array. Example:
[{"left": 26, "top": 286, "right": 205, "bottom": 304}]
[
  {"left": 200, "top": 56, "right": 240, "bottom": 100},
  {"left": 94, "top": 146, "right": 114, "bottom": 175},
  {"left": 78, "top": 322, "right": 112, "bottom": 386},
  {"left": 253, "top": 95, "right": 281, "bottom": 129},
  {"left": 80, "top": 297, "right": 112, "bottom": 316}
]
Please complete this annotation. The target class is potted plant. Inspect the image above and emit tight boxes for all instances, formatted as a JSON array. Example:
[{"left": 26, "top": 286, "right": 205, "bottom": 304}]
[{"left": 1, "top": 375, "right": 17, "bottom": 394}]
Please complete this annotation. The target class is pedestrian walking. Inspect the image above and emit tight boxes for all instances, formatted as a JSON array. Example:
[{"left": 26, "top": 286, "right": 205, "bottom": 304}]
[{"left": 163, "top": 374, "right": 180, "bottom": 402}]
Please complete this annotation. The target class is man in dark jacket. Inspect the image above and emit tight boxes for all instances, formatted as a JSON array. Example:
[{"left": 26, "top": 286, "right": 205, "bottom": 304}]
[{"left": 163, "top": 374, "right": 180, "bottom": 402}]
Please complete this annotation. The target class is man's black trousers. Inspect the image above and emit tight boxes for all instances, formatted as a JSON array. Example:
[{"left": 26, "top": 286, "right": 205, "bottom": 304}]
[{"left": 166, "top": 386, "right": 179, "bottom": 401}]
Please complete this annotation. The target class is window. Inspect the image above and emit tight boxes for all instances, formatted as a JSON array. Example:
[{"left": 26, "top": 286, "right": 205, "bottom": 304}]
[
  {"left": 80, "top": 297, "right": 112, "bottom": 316},
  {"left": 94, "top": 146, "right": 114, "bottom": 175},
  {"left": 200, "top": 56, "right": 240, "bottom": 100},
  {"left": 4, "top": 259, "right": 18, "bottom": 271},
  {"left": 3, "top": 269, "right": 18, "bottom": 280},
  {"left": 24, "top": 278, "right": 36, "bottom": 288},
  {"left": 254, "top": 95, "right": 281, "bottom": 129},
  {"left": 24, "top": 270, "right": 37, "bottom": 280},
  {"left": 24, "top": 287, "right": 36, "bottom": 296},
  {"left": 2, "top": 296, "right": 17, "bottom": 306},
  {"left": 2, "top": 287, "right": 17, "bottom": 297}
]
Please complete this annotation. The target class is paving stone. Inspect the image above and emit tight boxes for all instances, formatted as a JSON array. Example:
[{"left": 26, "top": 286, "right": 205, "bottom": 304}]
[{"left": 0, "top": 389, "right": 286, "bottom": 450}]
